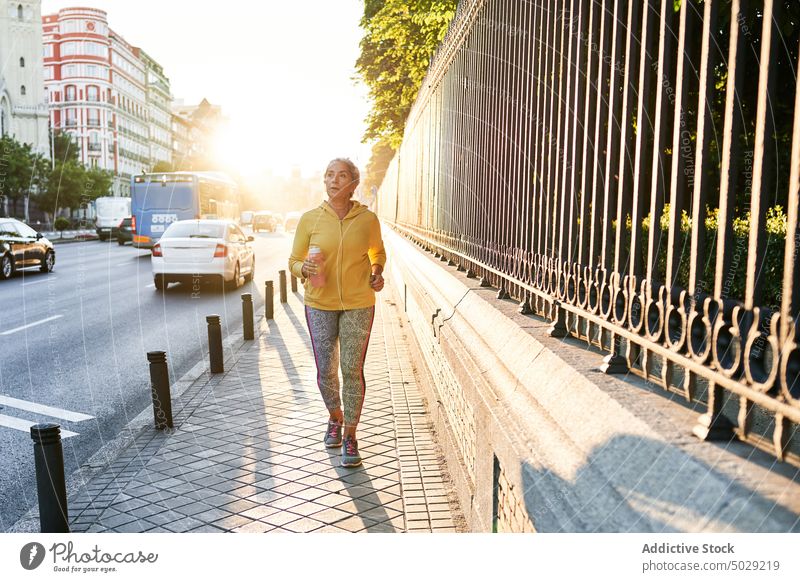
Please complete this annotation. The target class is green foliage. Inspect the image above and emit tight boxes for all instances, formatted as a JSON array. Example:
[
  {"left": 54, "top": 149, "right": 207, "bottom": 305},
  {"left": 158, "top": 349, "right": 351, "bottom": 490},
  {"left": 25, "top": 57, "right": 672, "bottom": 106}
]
[
  {"left": 363, "top": 141, "right": 396, "bottom": 192},
  {"left": 624, "top": 203, "right": 788, "bottom": 305},
  {"left": 356, "top": 0, "right": 458, "bottom": 149},
  {"left": 151, "top": 161, "right": 174, "bottom": 173},
  {"left": 53, "top": 216, "right": 70, "bottom": 234},
  {"left": 51, "top": 131, "right": 79, "bottom": 164},
  {"left": 0, "top": 135, "right": 49, "bottom": 216}
]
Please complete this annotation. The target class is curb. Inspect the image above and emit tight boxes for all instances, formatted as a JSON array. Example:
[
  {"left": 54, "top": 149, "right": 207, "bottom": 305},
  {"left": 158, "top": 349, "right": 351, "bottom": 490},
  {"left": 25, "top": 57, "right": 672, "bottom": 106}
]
[{"left": 8, "top": 301, "right": 269, "bottom": 533}]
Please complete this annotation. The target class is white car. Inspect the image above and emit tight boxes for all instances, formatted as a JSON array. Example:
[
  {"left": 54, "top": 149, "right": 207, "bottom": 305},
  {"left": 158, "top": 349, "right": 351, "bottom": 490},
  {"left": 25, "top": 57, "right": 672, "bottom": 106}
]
[{"left": 151, "top": 219, "right": 255, "bottom": 291}]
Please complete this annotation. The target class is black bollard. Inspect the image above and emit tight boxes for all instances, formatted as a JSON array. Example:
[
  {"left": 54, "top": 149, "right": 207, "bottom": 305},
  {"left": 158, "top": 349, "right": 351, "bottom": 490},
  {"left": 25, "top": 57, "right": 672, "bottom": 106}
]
[
  {"left": 279, "top": 270, "right": 287, "bottom": 303},
  {"left": 242, "top": 293, "right": 254, "bottom": 340},
  {"left": 265, "top": 281, "right": 274, "bottom": 320},
  {"left": 291, "top": 274, "right": 298, "bottom": 293},
  {"left": 30, "top": 423, "right": 70, "bottom": 533},
  {"left": 206, "top": 314, "right": 224, "bottom": 373},
  {"left": 147, "top": 351, "right": 173, "bottom": 429}
]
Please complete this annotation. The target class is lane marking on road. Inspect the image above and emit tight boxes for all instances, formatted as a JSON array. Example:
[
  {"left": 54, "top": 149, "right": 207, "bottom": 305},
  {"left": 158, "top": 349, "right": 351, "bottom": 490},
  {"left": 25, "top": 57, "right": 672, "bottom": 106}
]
[
  {"left": 0, "top": 414, "right": 79, "bottom": 438},
  {"left": 145, "top": 283, "right": 154, "bottom": 288},
  {"left": 0, "top": 395, "right": 94, "bottom": 422},
  {"left": 21, "top": 278, "right": 57, "bottom": 287},
  {"left": 0, "top": 315, "right": 63, "bottom": 335}
]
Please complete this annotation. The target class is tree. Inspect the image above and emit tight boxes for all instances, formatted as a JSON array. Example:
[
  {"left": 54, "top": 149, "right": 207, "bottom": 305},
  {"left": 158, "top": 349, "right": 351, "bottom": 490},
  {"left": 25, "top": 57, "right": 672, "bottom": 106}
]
[
  {"left": 51, "top": 130, "right": 79, "bottom": 164},
  {"left": 0, "top": 135, "right": 49, "bottom": 220},
  {"left": 151, "top": 160, "right": 174, "bottom": 173},
  {"left": 356, "top": 1, "right": 456, "bottom": 193},
  {"left": 363, "top": 141, "right": 396, "bottom": 193},
  {"left": 33, "top": 131, "right": 112, "bottom": 222},
  {"left": 356, "top": 0, "right": 457, "bottom": 149}
]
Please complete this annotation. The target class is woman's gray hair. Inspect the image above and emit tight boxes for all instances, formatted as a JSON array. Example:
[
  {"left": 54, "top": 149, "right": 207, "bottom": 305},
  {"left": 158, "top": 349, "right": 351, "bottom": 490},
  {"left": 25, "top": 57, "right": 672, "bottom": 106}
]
[{"left": 326, "top": 158, "right": 360, "bottom": 185}]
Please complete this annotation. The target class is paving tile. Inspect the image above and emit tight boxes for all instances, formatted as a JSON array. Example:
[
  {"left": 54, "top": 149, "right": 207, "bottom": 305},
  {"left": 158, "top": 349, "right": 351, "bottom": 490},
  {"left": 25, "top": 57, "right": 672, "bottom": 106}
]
[
  {"left": 62, "top": 293, "right": 463, "bottom": 535},
  {"left": 282, "top": 517, "right": 325, "bottom": 533},
  {"left": 233, "top": 521, "right": 275, "bottom": 533},
  {"left": 261, "top": 510, "right": 304, "bottom": 527}
]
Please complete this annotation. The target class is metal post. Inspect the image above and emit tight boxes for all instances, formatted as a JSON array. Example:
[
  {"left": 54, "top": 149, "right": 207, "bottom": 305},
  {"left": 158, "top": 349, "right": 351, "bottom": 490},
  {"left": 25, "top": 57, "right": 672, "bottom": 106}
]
[
  {"left": 147, "top": 351, "right": 173, "bottom": 429},
  {"left": 206, "top": 314, "right": 224, "bottom": 373},
  {"left": 279, "top": 270, "right": 287, "bottom": 303},
  {"left": 242, "top": 293, "right": 254, "bottom": 340},
  {"left": 265, "top": 281, "right": 274, "bottom": 320},
  {"left": 30, "top": 423, "right": 69, "bottom": 533},
  {"left": 291, "top": 274, "right": 298, "bottom": 292}
]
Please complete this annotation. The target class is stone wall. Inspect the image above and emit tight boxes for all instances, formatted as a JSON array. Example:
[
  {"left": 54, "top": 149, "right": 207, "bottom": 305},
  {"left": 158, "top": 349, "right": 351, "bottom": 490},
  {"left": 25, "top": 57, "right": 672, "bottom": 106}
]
[{"left": 383, "top": 227, "right": 800, "bottom": 533}]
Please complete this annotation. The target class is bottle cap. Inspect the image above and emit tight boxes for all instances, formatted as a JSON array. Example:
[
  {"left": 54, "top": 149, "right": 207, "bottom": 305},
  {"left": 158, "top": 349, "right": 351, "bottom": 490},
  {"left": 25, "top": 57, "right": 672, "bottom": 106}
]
[{"left": 309, "top": 246, "right": 321, "bottom": 254}]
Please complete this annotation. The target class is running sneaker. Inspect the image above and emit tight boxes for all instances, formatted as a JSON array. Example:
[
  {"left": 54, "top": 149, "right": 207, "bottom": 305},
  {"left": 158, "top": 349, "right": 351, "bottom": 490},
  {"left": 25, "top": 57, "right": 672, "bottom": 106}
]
[
  {"left": 324, "top": 420, "right": 343, "bottom": 448},
  {"left": 340, "top": 435, "right": 362, "bottom": 467}
]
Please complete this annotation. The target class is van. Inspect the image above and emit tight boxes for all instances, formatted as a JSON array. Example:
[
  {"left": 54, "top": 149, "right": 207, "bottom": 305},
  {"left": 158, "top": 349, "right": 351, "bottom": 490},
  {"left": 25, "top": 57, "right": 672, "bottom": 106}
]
[
  {"left": 240, "top": 210, "right": 254, "bottom": 226},
  {"left": 95, "top": 197, "right": 132, "bottom": 240}
]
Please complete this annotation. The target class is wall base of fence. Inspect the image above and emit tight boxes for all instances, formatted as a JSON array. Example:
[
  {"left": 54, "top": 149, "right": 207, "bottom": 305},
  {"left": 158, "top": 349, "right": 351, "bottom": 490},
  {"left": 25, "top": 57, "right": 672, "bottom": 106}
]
[{"left": 383, "top": 227, "right": 800, "bottom": 533}]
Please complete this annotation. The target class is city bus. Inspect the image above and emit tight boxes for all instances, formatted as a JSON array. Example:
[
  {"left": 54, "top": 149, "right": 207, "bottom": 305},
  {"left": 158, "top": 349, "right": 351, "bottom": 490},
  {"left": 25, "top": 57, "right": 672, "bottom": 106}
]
[{"left": 130, "top": 172, "right": 239, "bottom": 249}]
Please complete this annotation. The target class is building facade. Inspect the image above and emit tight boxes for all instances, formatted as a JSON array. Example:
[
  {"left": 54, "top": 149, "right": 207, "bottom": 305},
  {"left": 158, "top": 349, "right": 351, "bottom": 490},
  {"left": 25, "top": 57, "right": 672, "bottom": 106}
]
[
  {"left": 109, "top": 30, "right": 148, "bottom": 195},
  {"left": 172, "top": 98, "right": 224, "bottom": 170},
  {"left": 42, "top": 7, "right": 113, "bottom": 174},
  {"left": 43, "top": 7, "right": 166, "bottom": 196},
  {"left": 0, "top": 0, "right": 49, "bottom": 153},
  {"left": 140, "top": 50, "right": 172, "bottom": 170}
]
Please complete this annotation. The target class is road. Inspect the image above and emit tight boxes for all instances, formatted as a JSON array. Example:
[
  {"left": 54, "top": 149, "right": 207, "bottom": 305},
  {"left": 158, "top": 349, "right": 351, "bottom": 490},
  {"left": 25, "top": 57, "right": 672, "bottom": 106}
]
[{"left": 0, "top": 229, "right": 294, "bottom": 530}]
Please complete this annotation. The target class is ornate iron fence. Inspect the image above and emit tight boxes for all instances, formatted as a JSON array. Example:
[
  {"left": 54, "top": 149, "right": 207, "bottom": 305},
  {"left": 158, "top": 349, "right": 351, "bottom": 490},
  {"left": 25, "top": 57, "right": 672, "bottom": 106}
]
[{"left": 377, "top": 0, "right": 800, "bottom": 462}]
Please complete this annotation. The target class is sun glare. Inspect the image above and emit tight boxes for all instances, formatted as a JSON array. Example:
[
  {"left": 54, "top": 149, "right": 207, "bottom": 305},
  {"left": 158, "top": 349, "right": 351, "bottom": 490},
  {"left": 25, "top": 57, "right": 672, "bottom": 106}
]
[{"left": 211, "top": 124, "right": 268, "bottom": 178}]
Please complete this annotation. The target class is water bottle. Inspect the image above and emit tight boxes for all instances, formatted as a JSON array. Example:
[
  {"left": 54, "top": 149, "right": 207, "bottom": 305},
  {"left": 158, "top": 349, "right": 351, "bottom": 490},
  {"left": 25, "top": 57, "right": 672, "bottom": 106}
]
[{"left": 308, "top": 246, "right": 326, "bottom": 288}]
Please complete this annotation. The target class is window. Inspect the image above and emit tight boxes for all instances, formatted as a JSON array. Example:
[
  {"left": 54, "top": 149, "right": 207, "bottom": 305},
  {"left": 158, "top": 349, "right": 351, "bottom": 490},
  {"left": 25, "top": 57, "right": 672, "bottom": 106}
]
[
  {"left": 62, "top": 64, "right": 77, "bottom": 78},
  {"left": 0, "top": 222, "right": 18, "bottom": 237},
  {"left": 19, "top": 57, "right": 25, "bottom": 68},
  {"left": 15, "top": 222, "right": 38, "bottom": 238},
  {"left": 87, "top": 109, "right": 100, "bottom": 127},
  {"left": 87, "top": 85, "right": 99, "bottom": 102},
  {"left": 43, "top": 44, "right": 53, "bottom": 58},
  {"left": 17, "top": 5, "right": 22, "bottom": 21},
  {"left": 20, "top": 85, "right": 26, "bottom": 96},
  {"left": 65, "top": 85, "right": 76, "bottom": 101}
]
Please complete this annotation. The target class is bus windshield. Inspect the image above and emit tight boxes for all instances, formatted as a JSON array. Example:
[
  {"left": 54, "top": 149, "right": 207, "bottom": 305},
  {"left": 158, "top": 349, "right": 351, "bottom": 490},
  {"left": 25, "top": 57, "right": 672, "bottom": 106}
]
[
  {"left": 130, "top": 172, "right": 238, "bottom": 249},
  {"left": 132, "top": 183, "right": 195, "bottom": 211}
]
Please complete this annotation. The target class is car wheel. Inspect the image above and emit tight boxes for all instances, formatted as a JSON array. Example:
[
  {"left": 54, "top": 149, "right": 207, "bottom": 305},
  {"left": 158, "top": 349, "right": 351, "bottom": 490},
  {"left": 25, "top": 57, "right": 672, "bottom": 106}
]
[
  {"left": 0, "top": 254, "right": 13, "bottom": 280},
  {"left": 40, "top": 250, "right": 55, "bottom": 273},
  {"left": 154, "top": 275, "right": 166, "bottom": 292},
  {"left": 226, "top": 262, "right": 241, "bottom": 291},
  {"left": 117, "top": 238, "right": 125, "bottom": 246},
  {"left": 244, "top": 258, "right": 254, "bottom": 282}
]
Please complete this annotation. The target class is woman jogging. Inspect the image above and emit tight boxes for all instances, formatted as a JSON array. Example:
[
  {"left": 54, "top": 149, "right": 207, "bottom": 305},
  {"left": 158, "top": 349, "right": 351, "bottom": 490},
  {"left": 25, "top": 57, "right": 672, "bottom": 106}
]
[{"left": 288, "top": 158, "right": 386, "bottom": 468}]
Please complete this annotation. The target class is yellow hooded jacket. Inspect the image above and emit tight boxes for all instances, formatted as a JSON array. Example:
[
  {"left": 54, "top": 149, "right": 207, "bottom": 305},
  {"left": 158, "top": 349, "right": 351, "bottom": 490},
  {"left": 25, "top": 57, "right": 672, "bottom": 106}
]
[{"left": 288, "top": 200, "right": 386, "bottom": 311}]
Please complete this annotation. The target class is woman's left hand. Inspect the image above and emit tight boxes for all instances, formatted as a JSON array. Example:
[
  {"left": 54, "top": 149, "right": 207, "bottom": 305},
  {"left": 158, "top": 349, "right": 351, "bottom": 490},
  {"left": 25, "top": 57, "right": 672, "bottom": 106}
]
[{"left": 370, "top": 272, "right": 384, "bottom": 292}]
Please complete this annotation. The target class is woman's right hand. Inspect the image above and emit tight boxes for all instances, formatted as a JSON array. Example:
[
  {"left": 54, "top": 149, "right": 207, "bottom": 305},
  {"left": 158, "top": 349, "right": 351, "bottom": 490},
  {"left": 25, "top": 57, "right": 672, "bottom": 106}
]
[{"left": 301, "top": 258, "right": 318, "bottom": 278}]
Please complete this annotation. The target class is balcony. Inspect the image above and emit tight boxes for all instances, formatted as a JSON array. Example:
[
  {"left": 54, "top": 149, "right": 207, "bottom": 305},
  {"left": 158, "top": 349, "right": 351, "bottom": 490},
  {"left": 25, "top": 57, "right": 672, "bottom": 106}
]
[
  {"left": 87, "top": 119, "right": 101, "bottom": 127},
  {"left": 88, "top": 143, "right": 102, "bottom": 152}
]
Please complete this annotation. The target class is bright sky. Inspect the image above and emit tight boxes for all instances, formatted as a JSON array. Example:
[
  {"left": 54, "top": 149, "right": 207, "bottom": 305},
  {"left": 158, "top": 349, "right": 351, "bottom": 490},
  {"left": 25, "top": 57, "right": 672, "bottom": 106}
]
[{"left": 41, "top": 0, "right": 373, "bottom": 178}]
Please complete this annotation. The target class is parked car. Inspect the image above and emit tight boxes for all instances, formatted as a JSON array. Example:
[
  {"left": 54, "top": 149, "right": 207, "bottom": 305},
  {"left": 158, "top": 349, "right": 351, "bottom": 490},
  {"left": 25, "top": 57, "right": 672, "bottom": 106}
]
[
  {"left": 284, "top": 211, "right": 301, "bottom": 233},
  {"left": 252, "top": 211, "right": 278, "bottom": 233},
  {"left": 117, "top": 217, "right": 134, "bottom": 246},
  {"left": 0, "top": 218, "right": 55, "bottom": 279},
  {"left": 95, "top": 196, "right": 131, "bottom": 241},
  {"left": 151, "top": 219, "right": 255, "bottom": 291}
]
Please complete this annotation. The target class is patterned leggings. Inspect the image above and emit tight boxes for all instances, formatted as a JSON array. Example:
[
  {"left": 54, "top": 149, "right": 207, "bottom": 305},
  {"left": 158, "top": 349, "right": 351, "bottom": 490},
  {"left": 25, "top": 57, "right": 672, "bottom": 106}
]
[{"left": 304, "top": 305, "right": 375, "bottom": 426}]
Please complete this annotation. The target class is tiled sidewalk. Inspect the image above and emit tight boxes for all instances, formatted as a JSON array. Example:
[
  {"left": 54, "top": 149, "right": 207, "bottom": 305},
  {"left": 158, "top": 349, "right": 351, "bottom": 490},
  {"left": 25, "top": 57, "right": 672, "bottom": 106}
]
[{"left": 63, "top": 289, "right": 464, "bottom": 533}]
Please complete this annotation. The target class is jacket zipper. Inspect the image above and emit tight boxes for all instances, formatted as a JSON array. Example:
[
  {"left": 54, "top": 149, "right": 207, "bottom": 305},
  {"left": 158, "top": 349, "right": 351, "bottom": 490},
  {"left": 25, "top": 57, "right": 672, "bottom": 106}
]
[{"left": 339, "top": 218, "right": 344, "bottom": 305}]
